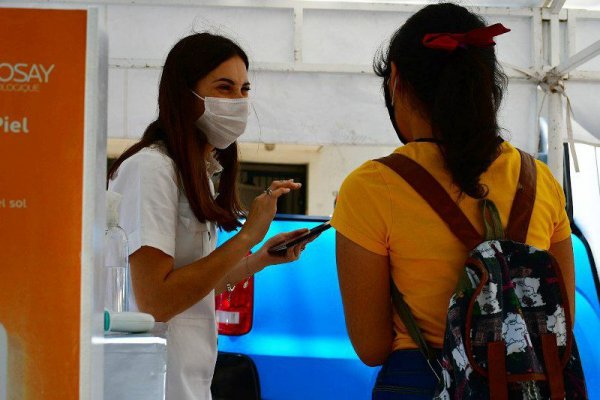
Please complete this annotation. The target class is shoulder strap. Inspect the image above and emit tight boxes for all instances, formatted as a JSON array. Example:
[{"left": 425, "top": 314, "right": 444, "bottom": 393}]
[
  {"left": 505, "top": 149, "right": 537, "bottom": 243},
  {"left": 390, "top": 280, "right": 439, "bottom": 369},
  {"left": 375, "top": 153, "right": 481, "bottom": 250}
]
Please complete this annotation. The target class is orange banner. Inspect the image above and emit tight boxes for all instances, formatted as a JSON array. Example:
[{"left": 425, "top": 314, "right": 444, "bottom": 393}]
[{"left": 0, "top": 8, "right": 87, "bottom": 400}]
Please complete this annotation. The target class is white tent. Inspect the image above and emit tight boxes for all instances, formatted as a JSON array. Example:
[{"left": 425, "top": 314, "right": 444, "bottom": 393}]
[{"left": 566, "top": 118, "right": 600, "bottom": 273}]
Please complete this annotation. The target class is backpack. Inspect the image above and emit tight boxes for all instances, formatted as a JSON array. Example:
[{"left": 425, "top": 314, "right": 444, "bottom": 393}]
[{"left": 376, "top": 149, "right": 588, "bottom": 400}]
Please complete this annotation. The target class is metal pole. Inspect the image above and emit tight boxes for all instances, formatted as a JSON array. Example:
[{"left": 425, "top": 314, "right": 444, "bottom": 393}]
[
  {"left": 556, "top": 39, "right": 600, "bottom": 75},
  {"left": 546, "top": 9, "right": 564, "bottom": 185},
  {"left": 548, "top": 92, "right": 564, "bottom": 184},
  {"left": 550, "top": 0, "right": 567, "bottom": 14}
]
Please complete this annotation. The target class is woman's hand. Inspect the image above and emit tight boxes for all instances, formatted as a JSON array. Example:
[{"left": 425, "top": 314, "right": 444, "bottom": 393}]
[
  {"left": 240, "top": 179, "right": 301, "bottom": 246},
  {"left": 252, "top": 228, "right": 319, "bottom": 270}
]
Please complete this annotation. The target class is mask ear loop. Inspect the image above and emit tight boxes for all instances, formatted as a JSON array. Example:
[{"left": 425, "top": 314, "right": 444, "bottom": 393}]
[
  {"left": 250, "top": 99, "right": 262, "bottom": 145},
  {"left": 190, "top": 90, "right": 205, "bottom": 101}
]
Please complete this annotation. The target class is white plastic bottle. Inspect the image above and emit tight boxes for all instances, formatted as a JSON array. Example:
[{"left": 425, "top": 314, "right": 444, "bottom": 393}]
[
  {"left": 105, "top": 191, "right": 130, "bottom": 313},
  {"left": 104, "top": 310, "right": 154, "bottom": 333}
]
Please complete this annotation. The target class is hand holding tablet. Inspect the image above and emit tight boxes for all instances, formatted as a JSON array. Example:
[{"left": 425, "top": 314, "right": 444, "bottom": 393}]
[{"left": 268, "top": 221, "right": 332, "bottom": 254}]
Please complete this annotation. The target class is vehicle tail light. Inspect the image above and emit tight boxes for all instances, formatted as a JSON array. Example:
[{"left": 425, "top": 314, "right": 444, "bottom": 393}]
[{"left": 215, "top": 263, "right": 254, "bottom": 335}]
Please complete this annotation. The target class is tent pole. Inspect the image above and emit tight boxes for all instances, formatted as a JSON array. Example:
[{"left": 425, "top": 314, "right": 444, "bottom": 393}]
[{"left": 548, "top": 91, "right": 564, "bottom": 184}]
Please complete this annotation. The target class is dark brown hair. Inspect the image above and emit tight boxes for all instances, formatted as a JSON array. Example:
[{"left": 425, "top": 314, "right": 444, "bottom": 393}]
[
  {"left": 108, "top": 33, "right": 248, "bottom": 231},
  {"left": 375, "top": 3, "right": 508, "bottom": 198}
]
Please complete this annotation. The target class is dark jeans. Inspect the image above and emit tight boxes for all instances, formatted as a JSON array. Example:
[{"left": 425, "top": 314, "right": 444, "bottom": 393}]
[{"left": 372, "top": 350, "right": 440, "bottom": 400}]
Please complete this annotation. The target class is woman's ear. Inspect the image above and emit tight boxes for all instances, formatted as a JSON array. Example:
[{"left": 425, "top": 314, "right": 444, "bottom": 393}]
[
  {"left": 390, "top": 62, "right": 397, "bottom": 81},
  {"left": 389, "top": 62, "right": 401, "bottom": 102}
]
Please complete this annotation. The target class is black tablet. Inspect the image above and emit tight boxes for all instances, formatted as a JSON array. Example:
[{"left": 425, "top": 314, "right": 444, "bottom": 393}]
[{"left": 268, "top": 221, "right": 332, "bottom": 254}]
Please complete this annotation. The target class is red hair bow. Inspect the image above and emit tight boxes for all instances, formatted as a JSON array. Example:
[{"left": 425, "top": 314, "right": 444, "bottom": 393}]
[{"left": 422, "top": 23, "right": 510, "bottom": 52}]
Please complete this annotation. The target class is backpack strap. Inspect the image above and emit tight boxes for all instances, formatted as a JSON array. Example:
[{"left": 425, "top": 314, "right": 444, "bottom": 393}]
[
  {"left": 541, "top": 334, "right": 567, "bottom": 399},
  {"left": 481, "top": 199, "right": 505, "bottom": 241},
  {"left": 375, "top": 153, "right": 481, "bottom": 250},
  {"left": 488, "top": 341, "right": 509, "bottom": 400},
  {"left": 390, "top": 280, "right": 439, "bottom": 371},
  {"left": 505, "top": 149, "right": 537, "bottom": 243}
]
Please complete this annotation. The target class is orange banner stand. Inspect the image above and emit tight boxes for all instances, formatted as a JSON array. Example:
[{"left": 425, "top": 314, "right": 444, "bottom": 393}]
[{"left": 0, "top": 7, "right": 106, "bottom": 400}]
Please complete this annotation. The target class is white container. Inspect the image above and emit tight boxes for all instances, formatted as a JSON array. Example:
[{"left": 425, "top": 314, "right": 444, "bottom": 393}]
[{"left": 104, "top": 310, "right": 155, "bottom": 333}]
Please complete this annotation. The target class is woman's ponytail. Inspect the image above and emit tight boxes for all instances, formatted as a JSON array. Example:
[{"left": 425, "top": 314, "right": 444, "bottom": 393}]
[{"left": 433, "top": 49, "right": 505, "bottom": 198}]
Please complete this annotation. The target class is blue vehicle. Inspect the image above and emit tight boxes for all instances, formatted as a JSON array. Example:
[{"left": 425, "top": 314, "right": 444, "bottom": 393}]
[
  {"left": 212, "top": 144, "right": 600, "bottom": 398},
  {"left": 572, "top": 226, "right": 600, "bottom": 398}
]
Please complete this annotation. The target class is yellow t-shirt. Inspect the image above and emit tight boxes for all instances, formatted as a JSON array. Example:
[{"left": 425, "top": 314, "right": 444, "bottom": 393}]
[{"left": 330, "top": 141, "right": 571, "bottom": 351}]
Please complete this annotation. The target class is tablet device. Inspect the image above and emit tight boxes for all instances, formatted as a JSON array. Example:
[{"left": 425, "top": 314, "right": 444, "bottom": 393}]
[{"left": 268, "top": 221, "right": 332, "bottom": 254}]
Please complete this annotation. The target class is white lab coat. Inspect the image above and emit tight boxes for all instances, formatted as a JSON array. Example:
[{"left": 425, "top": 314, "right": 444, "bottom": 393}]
[{"left": 108, "top": 144, "right": 221, "bottom": 400}]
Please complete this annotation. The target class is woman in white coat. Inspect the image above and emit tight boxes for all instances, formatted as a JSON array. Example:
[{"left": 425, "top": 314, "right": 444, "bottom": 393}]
[{"left": 108, "top": 32, "right": 309, "bottom": 400}]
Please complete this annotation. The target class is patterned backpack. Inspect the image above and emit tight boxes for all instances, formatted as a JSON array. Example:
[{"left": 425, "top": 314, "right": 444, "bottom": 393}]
[{"left": 376, "top": 150, "right": 588, "bottom": 400}]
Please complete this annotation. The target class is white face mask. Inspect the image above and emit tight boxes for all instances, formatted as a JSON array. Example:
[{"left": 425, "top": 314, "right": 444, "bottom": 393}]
[{"left": 191, "top": 91, "right": 250, "bottom": 149}]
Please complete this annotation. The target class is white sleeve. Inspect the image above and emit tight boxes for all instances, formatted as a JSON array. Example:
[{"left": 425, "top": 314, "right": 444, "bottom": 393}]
[{"left": 108, "top": 150, "right": 179, "bottom": 258}]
